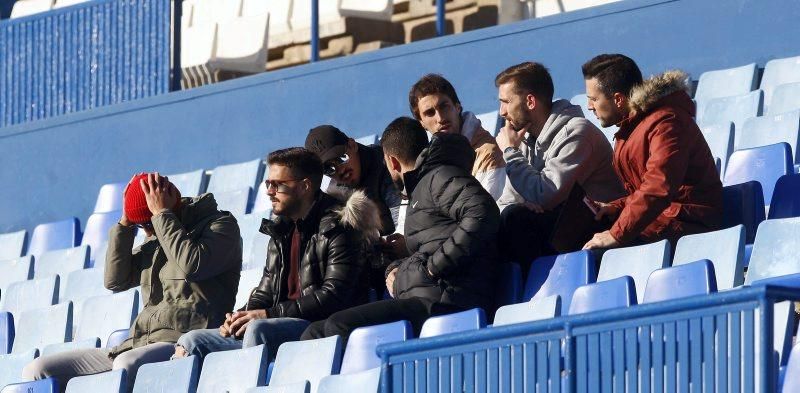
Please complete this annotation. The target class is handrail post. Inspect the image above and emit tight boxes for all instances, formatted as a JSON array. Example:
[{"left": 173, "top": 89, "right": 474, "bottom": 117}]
[
  {"left": 436, "top": 0, "right": 445, "bottom": 36},
  {"left": 310, "top": 0, "right": 320, "bottom": 62},
  {"left": 171, "top": 0, "right": 182, "bottom": 91}
]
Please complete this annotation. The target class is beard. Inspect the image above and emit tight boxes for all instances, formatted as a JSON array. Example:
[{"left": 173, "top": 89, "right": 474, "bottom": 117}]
[{"left": 272, "top": 195, "right": 302, "bottom": 217}]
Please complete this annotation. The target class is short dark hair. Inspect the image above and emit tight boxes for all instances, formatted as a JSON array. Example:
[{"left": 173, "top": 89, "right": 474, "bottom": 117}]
[
  {"left": 408, "top": 74, "right": 461, "bottom": 120},
  {"left": 495, "top": 62, "right": 554, "bottom": 108},
  {"left": 581, "top": 54, "right": 643, "bottom": 98},
  {"left": 381, "top": 117, "right": 430, "bottom": 165},
  {"left": 266, "top": 147, "right": 324, "bottom": 189}
]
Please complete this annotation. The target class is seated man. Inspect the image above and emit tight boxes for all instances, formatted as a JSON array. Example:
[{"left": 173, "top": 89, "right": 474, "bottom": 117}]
[
  {"left": 174, "top": 148, "right": 377, "bottom": 362},
  {"left": 494, "top": 62, "right": 624, "bottom": 266},
  {"left": 24, "top": 173, "right": 242, "bottom": 390},
  {"left": 301, "top": 117, "right": 500, "bottom": 342},
  {"left": 409, "top": 73, "right": 507, "bottom": 200},
  {"left": 581, "top": 54, "right": 722, "bottom": 250}
]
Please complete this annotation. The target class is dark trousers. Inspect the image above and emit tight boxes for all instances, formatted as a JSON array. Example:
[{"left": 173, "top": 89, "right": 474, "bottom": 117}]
[
  {"left": 300, "top": 297, "right": 463, "bottom": 345},
  {"left": 498, "top": 204, "right": 562, "bottom": 276}
]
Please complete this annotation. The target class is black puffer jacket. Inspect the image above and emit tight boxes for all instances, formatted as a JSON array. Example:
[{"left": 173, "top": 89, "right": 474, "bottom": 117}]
[
  {"left": 390, "top": 133, "right": 500, "bottom": 313},
  {"left": 244, "top": 192, "right": 376, "bottom": 321}
]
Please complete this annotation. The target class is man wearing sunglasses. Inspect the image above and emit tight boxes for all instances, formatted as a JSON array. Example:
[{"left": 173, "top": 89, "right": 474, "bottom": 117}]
[{"left": 24, "top": 172, "right": 242, "bottom": 390}]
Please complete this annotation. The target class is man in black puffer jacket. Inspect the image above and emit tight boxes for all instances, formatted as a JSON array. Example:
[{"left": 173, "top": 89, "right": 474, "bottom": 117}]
[{"left": 301, "top": 117, "right": 500, "bottom": 342}]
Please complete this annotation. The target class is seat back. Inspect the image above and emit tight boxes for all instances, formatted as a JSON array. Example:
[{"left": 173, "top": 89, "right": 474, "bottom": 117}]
[
  {"left": 722, "top": 181, "right": 766, "bottom": 243},
  {"left": 701, "top": 122, "right": 734, "bottom": 177},
  {"left": 699, "top": 90, "right": 763, "bottom": 144},
  {"left": 251, "top": 183, "right": 271, "bottom": 215},
  {"left": 207, "top": 158, "right": 265, "bottom": 195},
  {"left": 317, "top": 367, "right": 381, "bottom": 393},
  {"left": 12, "top": 302, "right": 72, "bottom": 354},
  {"left": 94, "top": 182, "right": 126, "bottom": 213},
  {"left": 419, "top": 308, "right": 486, "bottom": 338},
  {"left": 597, "top": 240, "right": 671, "bottom": 304},
  {"left": 271, "top": 336, "right": 343, "bottom": 392},
  {"left": 214, "top": 187, "right": 252, "bottom": 216},
  {"left": 214, "top": 13, "right": 270, "bottom": 74},
  {"left": 65, "top": 369, "right": 125, "bottom": 393},
  {"left": 0, "top": 313, "right": 13, "bottom": 355},
  {"left": 74, "top": 290, "right": 138, "bottom": 347},
  {"left": 769, "top": 82, "right": 800, "bottom": 115},
  {"left": 694, "top": 63, "right": 758, "bottom": 103},
  {"left": 0, "top": 276, "right": 59, "bottom": 316},
  {"left": 34, "top": 246, "right": 89, "bottom": 299},
  {"left": 0, "top": 230, "right": 27, "bottom": 261},
  {"left": 28, "top": 218, "right": 80, "bottom": 259},
  {"left": 475, "top": 111, "right": 501, "bottom": 136},
  {"left": 724, "top": 142, "right": 794, "bottom": 205},
  {"left": 568, "top": 276, "right": 637, "bottom": 315},
  {"left": 0, "top": 378, "right": 58, "bottom": 393},
  {"left": 524, "top": 250, "right": 596, "bottom": 313},
  {"left": 0, "top": 350, "right": 39, "bottom": 389},
  {"left": 62, "top": 268, "right": 112, "bottom": 330},
  {"left": 341, "top": 320, "right": 411, "bottom": 374},
  {"left": 133, "top": 356, "right": 199, "bottom": 393},
  {"left": 493, "top": 294, "right": 560, "bottom": 327},
  {"left": 236, "top": 269, "right": 265, "bottom": 310},
  {"left": 81, "top": 211, "right": 122, "bottom": 265},
  {"left": 643, "top": 260, "right": 717, "bottom": 303},
  {"left": 10, "top": 0, "right": 52, "bottom": 18},
  {"left": 167, "top": 169, "right": 207, "bottom": 197},
  {"left": 739, "top": 110, "right": 800, "bottom": 163},
  {"left": 197, "top": 344, "right": 269, "bottom": 392},
  {"left": 769, "top": 174, "right": 800, "bottom": 219},
  {"left": 782, "top": 342, "right": 800, "bottom": 392},
  {"left": 761, "top": 55, "right": 800, "bottom": 112},
  {"left": 494, "top": 262, "right": 522, "bottom": 308},
  {"left": 673, "top": 225, "right": 745, "bottom": 290},
  {"left": 745, "top": 217, "right": 800, "bottom": 284},
  {"left": 0, "top": 256, "right": 34, "bottom": 299}
]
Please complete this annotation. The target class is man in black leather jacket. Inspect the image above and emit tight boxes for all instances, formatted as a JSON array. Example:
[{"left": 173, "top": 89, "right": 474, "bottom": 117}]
[
  {"left": 301, "top": 117, "right": 500, "bottom": 343},
  {"left": 174, "top": 148, "right": 380, "bottom": 361}
]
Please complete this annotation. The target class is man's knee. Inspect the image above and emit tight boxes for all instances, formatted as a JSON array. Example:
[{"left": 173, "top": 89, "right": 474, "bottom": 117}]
[
  {"left": 300, "top": 320, "right": 326, "bottom": 340},
  {"left": 500, "top": 203, "right": 529, "bottom": 227},
  {"left": 322, "top": 312, "right": 356, "bottom": 338}
]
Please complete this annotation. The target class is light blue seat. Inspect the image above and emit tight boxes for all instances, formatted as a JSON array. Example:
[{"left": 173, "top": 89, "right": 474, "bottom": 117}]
[
  {"left": 65, "top": 369, "right": 125, "bottom": 393},
  {"left": 92, "top": 242, "right": 109, "bottom": 269},
  {"left": 770, "top": 174, "right": 800, "bottom": 219},
  {"left": 236, "top": 269, "right": 264, "bottom": 309},
  {"left": 770, "top": 82, "right": 800, "bottom": 115},
  {"left": 12, "top": 302, "right": 72, "bottom": 354},
  {"left": 724, "top": 142, "right": 794, "bottom": 205},
  {"left": 0, "top": 350, "right": 38, "bottom": 390},
  {"left": 524, "top": 250, "right": 596, "bottom": 314},
  {"left": 419, "top": 308, "right": 486, "bottom": 338},
  {"left": 40, "top": 339, "right": 100, "bottom": 357},
  {"left": 317, "top": 367, "right": 380, "bottom": 393},
  {"left": 106, "top": 329, "right": 129, "bottom": 348},
  {"left": 62, "top": 268, "right": 112, "bottom": 308},
  {"left": 568, "top": 276, "right": 636, "bottom": 315},
  {"left": 570, "top": 94, "right": 617, "bottom": 145},
  {"left": 694, "top": 63, "right": 758, "bottom": 104},
  {"left": 761, "top": 55, "right": 800, "bottom": 113},
  {"left": 782, "top": 342, "right": 800, "bottom": 392},
  {"left": 745, "top": 217, "right": 800, "bottom": 284},
  {"left": 493, "top": 294, "right": 560, "bottom": 327},
  {"left": 699, "top": 90, "right": 763, "bottom": 147},
  {"left": 251, "top": 182, "right": 271, "bottom": 215},
  {"left": 81, "top": 211, "right": 122, "bottom": 266},
  {"left": 94, "top": 182, "right": 126, "bottom": 213},
  {"left": 167, "top": 169, "right": 207, "bottom": 197},
  {"left": 133, "top": 356, "right": 199, "bottom": 393},
  {"left": 0, "top": 230, "right": 26, "bottom": 261},
  {"left": 739, "top": 110, "right": 800, "bottom": 163},
  {"left": 475, "top": 110, "right": 501, "bottom": 136},
  {"left": 0, "top": 276, "right": 59, "bottom": 316},
  {"left": 642, "top": 260, "right": 717, "bottom": 303},
  {"left": 239, "top": 213, "right": 270, "bottom": 271},
  {"left": 249, "top": 381, "right": 310, "bottom": 393},
  {"left": 270, "top": 336, "right": 342, "bottom": 393},
  {"left": 701, "top": 122, "right": 734, "bottom": 178},
  {"left": 27, "top": 218, "right": 80, "bottom": 259},
  {"left": 34, "top": 246, "right": 89, "bottom": 300},
  {"left": 0, "top": 378, "right": 57, "bottom": 393},
  {"left": 0, "top": 313, "right": 13, "bottom": 354},
  {"left": 197, "top": 344, "right": 269, "bottom": 393},
  {"left": 0, "top": 256, "right": 33, "bottom": 300},
  {"left": 207, "top": 158, "right": 265, "bottom": 195},
  {"left": 214, "top": 187, "right": 252, "bottom": 216},
  {"left": 341, "top": 320, "right": 410, "bottom": 374},
  {"left": 494, "top": 262, "right": 522, "bottom": 307},
  {"left": 673, "top": 225, "right": 745, "bottom": 290},
  {"left": 73, "top": 290, "right": 138, "bottom": 347},
  {"left": 355, "top": 134, "right": 378, "bottom": 145},
  {"left": 597, "top": 240, "right": 671, "bottom": 304}
]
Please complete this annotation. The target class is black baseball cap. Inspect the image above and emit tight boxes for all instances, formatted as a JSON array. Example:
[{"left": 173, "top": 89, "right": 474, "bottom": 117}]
[{"left": 305, "top": 125, "right": 349, "bottom": 163}]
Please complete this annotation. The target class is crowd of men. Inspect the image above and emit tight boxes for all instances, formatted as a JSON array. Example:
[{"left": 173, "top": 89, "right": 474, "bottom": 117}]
[{"left": 21, "top": 53, "right": 722, "bottom": 391}]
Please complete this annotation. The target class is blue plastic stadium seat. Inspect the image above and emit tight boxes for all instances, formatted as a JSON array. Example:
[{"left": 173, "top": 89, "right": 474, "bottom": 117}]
[
  {"left": 0, "top": 378, "right": 57, "bottom": 393},
  {"left": 0, "top": 313, "right": 13, "bottom": 355},
  {"left": 236, "top": 269, "right": 265, "bottom": 309},
  {"left": 524, "top": 250, "right": 596, "bottom": 313},
  {"left": 673, "top": 225, "right": 745, "bottom": 290},
  {"left": 722, "top": 181, "right": 766, "bottom": 244},
  {"left": 698, "top": 90, "right": 763, "bottom": 144},
  {"left": 34, "top": 246, "right": 89, "bottom": 299},
  {"left": 642, "top": 260, "right": 717, "bottom": 303},
  {"left": 167, "top": 169, "right": 207, "bottom": 197},
  {"left": 239, "top": 214, "right": 271, "bottom": 271},
  {"left": 132, "top": 356, "right": 199, "bottom": 393},
  {"left": 197, "top": 344, "right": 269, "bottom": 393},
  {"left": 419, "top": 308, "right": 486, "bottom": 338},
  {"left": 0, "top": 349, "right": 38, "bottom": 389},
  {"left": 493, "top": 294, "right": 560, "bottom": 327},
  {"left": 40, "top": 339, "right": 100, "bottom": 358},
  {"left": 251, "top": 182, "right": 271, "bottom": 215},
  {"left": 769, "top": 82, "right": 800, "bottom": 115},
  {"left": 782, "top": 342, "right": 800, "bottom": 392},
  {"left": 745, "top": 217, "right": 800, "bottom": 284},
  {"left": 206, "top": 158, "right": 265, "bottom": 196},
  {"left": 769, "top": 174, "right": 800, "bottom": 219},
  {"left": 570, "top": 94, "right": 617, "bottom": 145},
  {"left": 475, "top": 111, "right": 501, "bottom": 137},
  {"left": 568, "top": 276, "right": 637, "bottom": 315},
  {"left": 81, "top": 211, "right": 122, "bottom": 266},
  {"left": 269, "top": 336, "right": 342, "bottom": 392},
  {"left": 27, "top": 218, "right": 80, "bottom": 259},
  {"left": 0, "top": 256, "right": 33, "bottom": 300},
  {"left": 62, "top": 268, "right": 112, "bottom": 311},
  {"left": 694, "top": 63, "right": 758, "bottom": 104},
  {"left": 761, "top": 55, "right": 800, "bottom": 113},
  {"left": 248, "top": 381, "right": 310, "bottom": 393},
  {"left": 106, "top": 329, "right": 129, "bottom": 348},
  {"left": 65, "top": 369, "right": 125, "bottom": 393},
  {"left": 12, "top": 302, "right": 72, "bottom": 354},
  {"left": 597, "top": 240, "right": 671, "bottom": 304},
  {"left": 0, "top": 276, "right": 59, "bottom": 316},
  {"left": 340, "top": 320, "right": 410, "bottom": 374},
  {"left": 701, "top": 122, "right": 734, "bottom": 178},
  {"left": 724, "top": 142, "right": 794, "bottom": 205},
  {"left": 0, "top": 230, "right": 26, "bottom": 261},
  {"left": 355, "top": 134, "right": 378, "bottom": 145},
  {"left": 494, "top": 262, "right": 522, "bottom": 308},
  {"left": 94, "top": 182, "right": 126, "bottom": 213},
  {"left": 317, "top": 367, "right": 381, "bottom": 393},
  {"left": 73, "top": 290, "right": 138, "bottom": 348},
  {"left": 213, "top": 187, "right": 252, "bottom": 216},
  {"left": 738, "top": 110, "right": 800, "bottom": 163}
]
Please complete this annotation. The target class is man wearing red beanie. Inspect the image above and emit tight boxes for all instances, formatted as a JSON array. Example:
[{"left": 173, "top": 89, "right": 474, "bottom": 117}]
[{"left": 24, "top": 172, "right": 242, "bottom": 391}]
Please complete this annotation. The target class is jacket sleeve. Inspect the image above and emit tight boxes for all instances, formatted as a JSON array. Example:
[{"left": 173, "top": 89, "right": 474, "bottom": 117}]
[
  {"left": 104, "top": 223, "right": 144, "bottom": 291},
  {"left": 267, "top": 228, "right": 366, "bottom": 321},
  {"left": 610, "top": 118, "right": 690, "bottom": 245},
  {"left": 425, "top": 173, "right": 501, "bottom": 279},
  {"left": 151, "top": 211, "right": 242, "bottom": 281},
  {"left": 504, "top": 127, "right": 597, "bottom": 210}
]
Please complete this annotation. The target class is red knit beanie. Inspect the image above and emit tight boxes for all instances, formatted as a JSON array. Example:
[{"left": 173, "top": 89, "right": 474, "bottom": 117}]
[{"left": 124, "top": 174, "right": 153, "bottom": 224}]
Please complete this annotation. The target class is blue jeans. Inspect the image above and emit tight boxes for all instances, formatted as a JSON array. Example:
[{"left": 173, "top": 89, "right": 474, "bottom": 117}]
[{"left": 177, "top": 318, "right": 310, "bottom": 362}]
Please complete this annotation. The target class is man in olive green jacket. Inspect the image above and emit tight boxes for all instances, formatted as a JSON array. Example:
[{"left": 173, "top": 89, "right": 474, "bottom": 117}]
[{"left": 23, "top": 172, "right": 241, "bottom": 392}]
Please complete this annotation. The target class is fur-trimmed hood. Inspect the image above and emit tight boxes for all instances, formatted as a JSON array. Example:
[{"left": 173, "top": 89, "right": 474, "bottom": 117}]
[
  {"left": 628, "top": 70, "right": 692, "bottom": 116},
  {"left": 336, "top": 189, "right": 382, "bottom": 243}
]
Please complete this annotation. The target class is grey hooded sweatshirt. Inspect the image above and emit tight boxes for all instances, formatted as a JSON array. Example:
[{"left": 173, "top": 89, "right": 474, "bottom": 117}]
[{"left": 497, "top": 99, "right": 625, "bottom": 209}]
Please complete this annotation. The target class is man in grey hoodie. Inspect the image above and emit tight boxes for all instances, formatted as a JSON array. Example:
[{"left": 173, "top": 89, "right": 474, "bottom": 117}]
[{"left": 494, "top": 62, "right": 624, "bottom": 269}]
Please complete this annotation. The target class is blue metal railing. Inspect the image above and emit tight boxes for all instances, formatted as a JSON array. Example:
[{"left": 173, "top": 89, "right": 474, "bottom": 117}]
[
  {"left": 378, "top": 285, "right": 796, "bottom": 392},
  {"left": 0, "top": 0, "right": 173, "bottom": 128}
]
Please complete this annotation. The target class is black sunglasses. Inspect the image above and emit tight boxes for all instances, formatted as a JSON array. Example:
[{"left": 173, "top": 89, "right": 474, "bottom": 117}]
[{"left": 323, "top": 153, "right": 350, "bottom": 177}]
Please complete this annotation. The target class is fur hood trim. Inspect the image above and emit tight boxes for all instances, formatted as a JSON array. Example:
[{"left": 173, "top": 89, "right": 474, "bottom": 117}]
[
  {"left": 336, "top": 190, "right": 382, "bottom": 243},
  {"left": 628, "top": 70, "right": 691, "bottom": 116}
]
